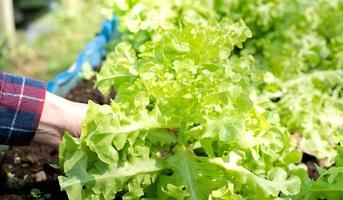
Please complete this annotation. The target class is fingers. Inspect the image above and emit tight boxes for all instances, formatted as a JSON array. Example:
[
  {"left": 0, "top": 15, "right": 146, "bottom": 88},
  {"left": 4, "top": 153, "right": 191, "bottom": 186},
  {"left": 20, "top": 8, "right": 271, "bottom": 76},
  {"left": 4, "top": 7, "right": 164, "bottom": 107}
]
[{"left": 63, "top": 102, "right": 88, "bottom": 138}]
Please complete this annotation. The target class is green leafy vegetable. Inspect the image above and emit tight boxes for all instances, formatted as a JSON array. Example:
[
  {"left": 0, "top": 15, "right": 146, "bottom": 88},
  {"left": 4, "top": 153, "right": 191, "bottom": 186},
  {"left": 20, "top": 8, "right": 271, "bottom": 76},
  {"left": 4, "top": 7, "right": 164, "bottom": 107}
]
[
  {"left": 59, "top": 15, "right": 305, "bottom": 199},
  {"left": 59, "top": 0, "right": 343, "bottom": 199}
]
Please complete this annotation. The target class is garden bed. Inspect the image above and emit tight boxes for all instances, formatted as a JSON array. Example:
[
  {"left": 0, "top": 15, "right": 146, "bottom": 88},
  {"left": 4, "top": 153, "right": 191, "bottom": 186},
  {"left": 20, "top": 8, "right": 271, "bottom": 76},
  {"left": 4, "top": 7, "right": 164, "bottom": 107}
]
[{"left": 0, "top": 78, "right": 109, "bottom": 200}]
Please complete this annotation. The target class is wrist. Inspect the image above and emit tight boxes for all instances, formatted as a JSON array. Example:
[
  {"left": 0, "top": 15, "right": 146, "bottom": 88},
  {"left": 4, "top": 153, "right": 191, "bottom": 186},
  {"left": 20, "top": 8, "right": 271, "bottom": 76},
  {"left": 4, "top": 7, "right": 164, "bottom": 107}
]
[{"left": 39, "top": 92, "right": 68, "bottom": 132}]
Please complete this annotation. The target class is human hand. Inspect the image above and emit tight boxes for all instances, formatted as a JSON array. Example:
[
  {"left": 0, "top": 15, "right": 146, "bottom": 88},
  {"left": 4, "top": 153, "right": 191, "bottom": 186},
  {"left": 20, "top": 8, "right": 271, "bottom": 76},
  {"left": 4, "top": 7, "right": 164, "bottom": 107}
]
[{"left": 33, "top": 92, "right": 88, "bottom": 147}]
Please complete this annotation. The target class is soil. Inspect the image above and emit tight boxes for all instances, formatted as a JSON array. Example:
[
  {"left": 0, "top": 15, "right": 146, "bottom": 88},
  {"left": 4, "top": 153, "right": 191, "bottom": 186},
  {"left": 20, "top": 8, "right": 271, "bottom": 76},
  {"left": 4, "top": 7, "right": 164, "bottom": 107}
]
[
  {"left": 0, "top": 144, "right": 64, "bottom": 200},
  {"left": 65, "top": 77, "right": 115, "bottom": 104},
  {"left": 0, "top": 78, "right": 111, "bottom": 200},
  {"left": 302, "top": 153, "right": 320, "bottom": 179}
]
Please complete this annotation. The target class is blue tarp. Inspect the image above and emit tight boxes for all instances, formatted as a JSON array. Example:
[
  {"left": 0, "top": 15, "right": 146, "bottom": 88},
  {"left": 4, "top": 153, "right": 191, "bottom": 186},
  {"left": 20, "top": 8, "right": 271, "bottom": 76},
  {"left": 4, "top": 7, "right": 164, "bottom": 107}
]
[{"left": 47, "top": 17, "right": 119, "bottom": 96}]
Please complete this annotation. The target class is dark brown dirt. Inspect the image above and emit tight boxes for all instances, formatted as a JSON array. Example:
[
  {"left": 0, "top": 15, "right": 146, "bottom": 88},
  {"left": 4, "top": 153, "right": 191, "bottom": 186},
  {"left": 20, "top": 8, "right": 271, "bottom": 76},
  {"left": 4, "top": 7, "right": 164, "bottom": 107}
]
[
  {"left": 302, "top": 153, "right": 320, "bottom": 180},
  {"left": 65, "top": 77, "right": 115, "bottom": 104},
  {"left": 0, "top": 144, "right": 66, "bottom": 200},
  {"left": 0, "top": 77, "right": 111, "bottom": 200}
]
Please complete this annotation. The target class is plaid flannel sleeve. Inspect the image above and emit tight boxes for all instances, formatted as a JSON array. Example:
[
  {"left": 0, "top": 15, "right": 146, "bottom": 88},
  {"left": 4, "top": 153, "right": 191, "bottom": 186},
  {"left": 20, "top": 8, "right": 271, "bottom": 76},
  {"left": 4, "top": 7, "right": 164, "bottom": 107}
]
[{"left": 0, "top": 72, "right": 46, "bottom": 145}]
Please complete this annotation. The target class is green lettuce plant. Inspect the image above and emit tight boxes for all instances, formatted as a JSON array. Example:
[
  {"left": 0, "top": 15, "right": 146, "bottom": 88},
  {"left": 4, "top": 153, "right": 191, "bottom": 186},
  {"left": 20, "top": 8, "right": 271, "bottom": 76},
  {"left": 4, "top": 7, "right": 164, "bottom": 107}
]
[
  {"left": 59, "top": 18, "right": 305, "bottom": 199},
  {"left": 58, "top": 0, "right": 343, "bottom": 199}
]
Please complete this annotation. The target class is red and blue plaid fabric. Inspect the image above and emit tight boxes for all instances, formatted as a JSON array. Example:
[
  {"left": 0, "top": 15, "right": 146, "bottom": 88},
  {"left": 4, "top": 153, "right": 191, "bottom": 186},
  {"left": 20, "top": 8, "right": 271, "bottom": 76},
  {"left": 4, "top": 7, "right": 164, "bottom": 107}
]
[{"left": 0, "top": 73, "right": 46, "bottom": 145}]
